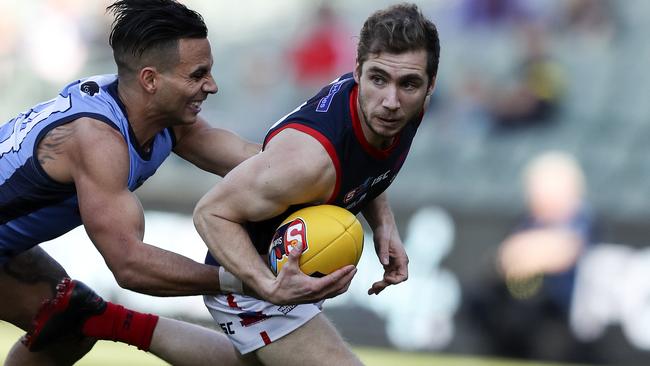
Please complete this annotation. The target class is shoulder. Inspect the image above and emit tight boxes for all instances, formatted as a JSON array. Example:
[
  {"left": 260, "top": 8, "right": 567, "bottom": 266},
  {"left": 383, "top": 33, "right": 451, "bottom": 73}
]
[
  {"left": 265, "top": 128, "right": 331, "bottom": 166},
  {"left": 261, "top": 128, "right": 335, "bottom": 197},
  {"left": 37, "top": 116, "right": 128, "bottom": 184},
  {"left": 69, "top": 117, "right": 124, "bottom": 145},
  {"left": 58, "top": 117, "right": 128, "bottom": 166}
]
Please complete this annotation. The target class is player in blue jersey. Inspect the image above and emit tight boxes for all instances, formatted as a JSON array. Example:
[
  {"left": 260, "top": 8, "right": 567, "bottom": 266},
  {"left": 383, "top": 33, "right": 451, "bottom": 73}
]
[
  {"left": 0, "top": 1, "right": 353, "bottom": 365},
  {"left": 194, "top": 3, "right": 440, "bottom": 364}
]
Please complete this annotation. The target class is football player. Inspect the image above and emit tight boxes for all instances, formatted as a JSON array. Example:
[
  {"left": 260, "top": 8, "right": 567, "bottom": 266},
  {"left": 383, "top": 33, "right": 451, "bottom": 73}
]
[{"left": 194, "top": 3, "right": 440, "bottom": 365}]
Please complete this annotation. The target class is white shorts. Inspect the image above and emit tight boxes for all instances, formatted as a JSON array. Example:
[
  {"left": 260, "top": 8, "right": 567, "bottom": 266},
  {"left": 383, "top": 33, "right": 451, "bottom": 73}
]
[{"left": 203, "top": 293, "right": 323, "bottom": 354}]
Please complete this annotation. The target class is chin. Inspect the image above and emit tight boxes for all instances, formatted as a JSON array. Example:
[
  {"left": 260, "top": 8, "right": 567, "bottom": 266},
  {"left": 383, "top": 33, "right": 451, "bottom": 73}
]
[
  {"left": 376, "top": 126, "right": 401, "bottom": 138},
  {"left": 182, "top": 115, "right": 199, "bottom": 125}
]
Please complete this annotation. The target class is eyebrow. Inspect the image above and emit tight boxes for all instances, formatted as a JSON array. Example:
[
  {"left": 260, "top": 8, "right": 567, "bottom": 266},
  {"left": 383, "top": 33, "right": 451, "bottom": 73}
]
[
  {"left": 367, "top": 66, "right": 388, "bottom": 75},
  {"left": 189, "top": 66, "right": 210, "bottom": 77},
  {"left": 367, "top": 66, "right": 425, "bottom": 83}
]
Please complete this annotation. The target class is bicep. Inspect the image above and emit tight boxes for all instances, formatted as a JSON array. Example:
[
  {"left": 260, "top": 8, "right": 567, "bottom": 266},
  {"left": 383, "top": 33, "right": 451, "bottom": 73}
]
[
  {"left": 198, "top": 130, "right": 336, "bottom": 223},
  {"left": 68, "top": 123, "right": 144, "bottom": 267},
  {"left": 199, "top": 153, "right": 302, "bottom": 224}
]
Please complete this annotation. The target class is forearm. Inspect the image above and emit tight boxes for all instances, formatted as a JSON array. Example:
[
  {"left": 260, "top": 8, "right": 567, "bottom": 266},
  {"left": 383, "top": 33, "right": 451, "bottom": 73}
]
[
  {"left": 174, "top": 123, "right": 261, "bottom": 177},
  {"left": 111, "top": 243, "right": 221, "bottom": 296},
  {"left": 193, "top": 208, "right": 275, "bottom": 299},
  {"left": 362, "top": 193, "right": 409, "bottom": 294},
  {"left": 362, "top": 193, "right": 403, "bottom": 267},
  {"left": 362, "top": 193, "right": 397, "bottom": 231}
]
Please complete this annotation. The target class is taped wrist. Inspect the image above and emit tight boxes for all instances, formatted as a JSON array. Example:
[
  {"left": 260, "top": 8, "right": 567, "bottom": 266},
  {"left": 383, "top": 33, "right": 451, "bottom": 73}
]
[{"left": 218, "top": 266, "right": 243, "bottom": 293}]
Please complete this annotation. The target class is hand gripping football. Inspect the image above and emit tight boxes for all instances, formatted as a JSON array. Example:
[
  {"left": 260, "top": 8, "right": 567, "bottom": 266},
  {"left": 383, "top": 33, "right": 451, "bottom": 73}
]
[{"left": 268, "top": 205, "right": 364, "bottom": 277}]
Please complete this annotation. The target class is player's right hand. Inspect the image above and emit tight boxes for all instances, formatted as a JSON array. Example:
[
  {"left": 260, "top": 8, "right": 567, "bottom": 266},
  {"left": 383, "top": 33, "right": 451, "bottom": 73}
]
[{"left": 263, "top": 242, "right": 357, "bottom": 305}]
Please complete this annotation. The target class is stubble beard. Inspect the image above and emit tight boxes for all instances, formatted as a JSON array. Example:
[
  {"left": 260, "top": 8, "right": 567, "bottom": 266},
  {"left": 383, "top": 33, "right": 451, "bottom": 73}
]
[{"left": 357, "top": 85, "right": 424, "bottom": 143}]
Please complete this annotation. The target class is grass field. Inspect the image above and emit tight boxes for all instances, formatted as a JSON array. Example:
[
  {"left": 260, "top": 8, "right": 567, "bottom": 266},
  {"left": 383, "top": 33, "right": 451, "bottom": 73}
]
[{"left": 0, "top": 322, "right": 586, "bottom": 365}]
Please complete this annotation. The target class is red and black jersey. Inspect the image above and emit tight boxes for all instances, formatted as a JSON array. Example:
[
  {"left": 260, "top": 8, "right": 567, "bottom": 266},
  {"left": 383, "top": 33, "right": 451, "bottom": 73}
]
[
  {"left": 264, "top": 72, "right": 420, "bottom": 214},
  {"left": 207, "top": 73, "right": 422, "bottom": 261}
]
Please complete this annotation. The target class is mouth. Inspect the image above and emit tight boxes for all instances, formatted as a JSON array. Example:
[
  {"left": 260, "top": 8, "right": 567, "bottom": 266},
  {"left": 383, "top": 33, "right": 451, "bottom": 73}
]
[
  {"left": 376, "top": 116, "right": 401, "bottom": 124},
  {"left": 189, "top": 100, "right": 204, "bottom": 114}
]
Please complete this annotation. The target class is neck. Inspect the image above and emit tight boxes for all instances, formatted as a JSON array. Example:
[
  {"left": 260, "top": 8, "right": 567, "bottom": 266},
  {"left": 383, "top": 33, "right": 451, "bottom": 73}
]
[{"left": 117, "top": 82, "right": 165, "bottom": 150}]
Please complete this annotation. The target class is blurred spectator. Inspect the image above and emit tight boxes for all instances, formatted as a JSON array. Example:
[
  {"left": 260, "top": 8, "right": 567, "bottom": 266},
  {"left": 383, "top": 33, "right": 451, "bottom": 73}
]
[
  {"left": 479, "top": 25, "right": 565, "bottom": 132},
  {"left": 499, "top": 151, "right": 597, "bottom": 310},
  {"left": 559, "top": 0, "right": 617, "bottom": 44},
  {"left": 460, "top": 0, "right": 531, "bottom": 30},
  {"left": 286, "top": 3, "right": 354, "bottom": 96},
  {"left": 465, "top": 151, "right": 603, "bottom": 363}
]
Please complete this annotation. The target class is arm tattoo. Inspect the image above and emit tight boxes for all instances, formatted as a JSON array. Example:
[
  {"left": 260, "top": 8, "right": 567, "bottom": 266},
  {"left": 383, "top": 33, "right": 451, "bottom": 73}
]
[{"left": 37, "top": 124, "right": 75, "bottom": 167}]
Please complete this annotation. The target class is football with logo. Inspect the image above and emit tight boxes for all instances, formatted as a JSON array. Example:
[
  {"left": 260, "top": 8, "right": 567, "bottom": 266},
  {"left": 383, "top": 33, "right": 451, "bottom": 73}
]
[{"left": 268, "top": 205, "right": 364, "bottom": 277}]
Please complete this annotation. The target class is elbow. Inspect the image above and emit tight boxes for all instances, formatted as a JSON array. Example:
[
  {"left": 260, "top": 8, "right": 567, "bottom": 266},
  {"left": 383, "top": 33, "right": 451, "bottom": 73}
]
[
  {"left": 113, "top": 269, "right": 139, "bottom": 291},
  {"left": 193, "top": 195, "right": 227, "bottom": 234},
  {"left": 192, "top": 198, "right": 211, "bottom": 233},
  {"left": 109, "top": 258, "right": 144, "bottom": 291}
]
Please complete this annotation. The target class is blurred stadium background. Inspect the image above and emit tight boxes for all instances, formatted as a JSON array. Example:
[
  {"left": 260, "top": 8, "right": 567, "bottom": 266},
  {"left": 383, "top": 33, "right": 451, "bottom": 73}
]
[{"left": 2, "top": 0, "right": 650, "bottom": 365}]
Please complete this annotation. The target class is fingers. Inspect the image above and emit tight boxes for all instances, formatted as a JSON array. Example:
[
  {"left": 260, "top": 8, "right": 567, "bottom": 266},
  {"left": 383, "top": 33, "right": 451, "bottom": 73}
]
[
  {"left": 281, "top": 241, "right": 305, "bottom": 274},
  {"left": 327, "top": 265, "right": 356, "bottom": 281},
  {"left": 376, "top": 240, "right": 390, "bottom": 266},
  {"left": 318, "top": 265, "right": 357, "bottom": 299},
  {"left": 271, "top": 249, "right": 357, "bottom": 304},
  {"left": 334, "top": 277, "right": 353, "bottom": 297},
  {"left": 367, "top": 270, "right": 408, "bottom": 295},
  {"left": 287, "top": 241, "right": 304, "bottom": 262},
  {"left": 368, "top": 280, "right": 387, "bottom": 295}
]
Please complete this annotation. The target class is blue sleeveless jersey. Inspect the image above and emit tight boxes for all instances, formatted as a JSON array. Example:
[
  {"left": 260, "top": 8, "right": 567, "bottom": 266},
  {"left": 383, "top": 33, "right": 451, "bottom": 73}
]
[
  {"left": 207, "top": 72, "right": 421, "bottom": 265},
  {"left": 0, "top": 74, "right": 175, "bottom": 263}
]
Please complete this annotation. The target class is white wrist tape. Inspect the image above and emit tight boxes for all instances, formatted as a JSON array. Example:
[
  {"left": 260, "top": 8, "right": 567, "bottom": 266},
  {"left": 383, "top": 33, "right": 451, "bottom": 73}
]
[{"left": 218, "top": 266, "right": 243, "bottom": 294}]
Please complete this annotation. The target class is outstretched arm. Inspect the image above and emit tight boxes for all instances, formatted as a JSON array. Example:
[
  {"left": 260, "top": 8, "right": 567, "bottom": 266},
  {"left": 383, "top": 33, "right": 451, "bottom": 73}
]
[
  {"left": 362, "top": 192, "right": 409, "bottom": 295},
  {"left": 193, "top": 129, "right": 357, "bottom": 304},
  {"left": 47, "top": 118, "right": 224, "bottom": 296},
  {"left": 172, "top": 116, "right": 260, "bottom": 176}
]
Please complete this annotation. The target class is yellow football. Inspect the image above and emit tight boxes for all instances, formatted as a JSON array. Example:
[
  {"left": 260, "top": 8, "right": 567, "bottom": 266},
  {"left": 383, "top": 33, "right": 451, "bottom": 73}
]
[{"left": 268, "top": 205, "right": 364, "bottom": 277}]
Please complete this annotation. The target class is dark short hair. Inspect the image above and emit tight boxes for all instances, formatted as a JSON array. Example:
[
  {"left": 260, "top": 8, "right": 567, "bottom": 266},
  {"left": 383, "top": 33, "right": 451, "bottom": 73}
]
[
  {"left": 357, "top": 3, "right": 440, "bottom": 81},
  {"left": 107, "top": 0, "right": 208, "bottom": 75}
]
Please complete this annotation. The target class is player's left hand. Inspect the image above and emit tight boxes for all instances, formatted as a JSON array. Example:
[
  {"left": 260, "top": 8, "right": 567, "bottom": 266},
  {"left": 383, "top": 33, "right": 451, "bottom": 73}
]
[{"left": 368, "top": 224, "right": 409, "bottom": 295}]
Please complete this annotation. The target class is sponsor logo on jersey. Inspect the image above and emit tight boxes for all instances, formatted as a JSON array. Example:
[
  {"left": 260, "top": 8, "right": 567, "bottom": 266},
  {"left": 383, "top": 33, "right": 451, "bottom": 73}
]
[
  {"left": 371, "top": 170, "right": 391, "bottom": 187},
  {"left": 343, "top": 171, "right": 392, "bottom": 210},
  {"left": 80, "top": 81, "right": 100, "bottom": 96},
  {"left": 343, "top": 170, "right": 392, "bottom": 206},
  {"left": 277, "top": 304, "right": 298, "bottom": 315},
  {"left": 343, "top": 177, "right": 372, "bottom": 204},
  {"left": 316, "top": 79, "right": 346, "bottom": 113},
  {"left": 269, "top": 218, "right": 308, "bottom": 272}
]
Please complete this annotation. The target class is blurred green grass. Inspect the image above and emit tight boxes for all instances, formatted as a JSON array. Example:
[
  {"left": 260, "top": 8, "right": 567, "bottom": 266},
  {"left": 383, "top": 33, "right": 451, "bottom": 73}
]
[{"left": 0, "top": 321, "right": 585, "bottom": 365}]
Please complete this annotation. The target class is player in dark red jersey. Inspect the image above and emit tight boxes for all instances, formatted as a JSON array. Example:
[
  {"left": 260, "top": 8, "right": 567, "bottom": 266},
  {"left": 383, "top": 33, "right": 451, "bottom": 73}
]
[{"left": 195, "top": 3, "right": 440, "bottom": 364}]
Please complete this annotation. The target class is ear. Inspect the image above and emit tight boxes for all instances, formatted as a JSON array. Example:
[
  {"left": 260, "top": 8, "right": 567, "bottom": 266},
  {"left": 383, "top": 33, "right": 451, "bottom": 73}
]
[
  {"left": 139, "top": 67, "right": 158, "bottom": 94},
  {"left": 426, "top": 76, "right": 437, "bottom": 96},
  {"left": 423, "top": 77, "right": 437, "bottom": 112},
  {"left": 353, "top": 62, "right": 361, "bottom": 84}
]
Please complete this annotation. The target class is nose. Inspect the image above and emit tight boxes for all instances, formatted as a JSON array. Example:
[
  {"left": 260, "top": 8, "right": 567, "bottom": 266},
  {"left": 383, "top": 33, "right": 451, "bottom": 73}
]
[
  {"left": 204, "top": 74, "right": 218, "bottom": 94},
  {"left": 382, "top": 86, "right": 400, "bottom": 110}
]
